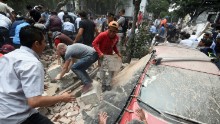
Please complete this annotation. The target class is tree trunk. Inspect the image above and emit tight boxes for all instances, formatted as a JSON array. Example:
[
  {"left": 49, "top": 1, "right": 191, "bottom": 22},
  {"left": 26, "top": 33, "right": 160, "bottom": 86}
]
[
  {"left": 55, "top": 0, "right": 69, "bottom": 12},
  {"left": 124, "top": 0, "right": 141, "bottom": 63}
]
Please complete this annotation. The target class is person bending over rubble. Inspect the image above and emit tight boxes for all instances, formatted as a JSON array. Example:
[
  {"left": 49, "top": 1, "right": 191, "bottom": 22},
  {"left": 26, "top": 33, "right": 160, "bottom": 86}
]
[
  {"left": 92, "top": 21, "right": 122, "bottom": 92},
  {"left": 55, "top": 43, "right": 98, "bottom": 94},
  {"left": 0, "top": 26, "right": 75, "bottom": 124}
]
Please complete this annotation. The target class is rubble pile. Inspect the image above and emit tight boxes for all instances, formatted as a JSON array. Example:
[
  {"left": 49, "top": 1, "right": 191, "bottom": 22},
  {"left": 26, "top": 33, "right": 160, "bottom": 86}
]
[
  {"left": 41, "top": 101, "right": 94, "bottom": 124},
  {"left": 38, "top": 49, "right": 131, "bottom": 123}
]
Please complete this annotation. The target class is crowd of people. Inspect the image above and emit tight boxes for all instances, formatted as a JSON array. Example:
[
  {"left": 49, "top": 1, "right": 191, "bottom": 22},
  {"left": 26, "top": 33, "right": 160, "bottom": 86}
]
[
  {"left": 149, "top": 15, "right": 220, "bottom": 68},
  {"left": 0, "top": 0, "right": 148, "bottom": 123},
  {"left": 1, "top": 0, "right": 219, "bottom": 123}
]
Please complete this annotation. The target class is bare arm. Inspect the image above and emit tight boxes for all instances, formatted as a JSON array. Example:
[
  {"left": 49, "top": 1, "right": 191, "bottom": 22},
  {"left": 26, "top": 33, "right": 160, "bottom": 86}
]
[
  {"left": 27, "top": 91, "right": 75, "bottom": 108},
  {"left": 73, "top": 28, "right": 83, "bottom": 43},
  {"left": 55, "top": 59, "right": 71, "bottom": 79},
  {"left": 95, "top": 27, "right": 100, "bottom": 37}
]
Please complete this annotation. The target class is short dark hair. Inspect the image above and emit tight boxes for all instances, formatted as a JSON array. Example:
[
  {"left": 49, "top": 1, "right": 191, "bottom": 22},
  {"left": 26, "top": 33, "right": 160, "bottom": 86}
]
[
  {"left": 78, "top": 10, "right": 87, "bottom": 18},
  {"left": 107, "top": 12, "right": 114, "bottom": 17},
  {"left": 201, "top": 38, "right": 212, "bottom": 47},
  {"left": 20, "top": 26, "right": 44, "bottom": 48},
  {"left": 120, "top": 9, "right": 125, "bottom": 14}
]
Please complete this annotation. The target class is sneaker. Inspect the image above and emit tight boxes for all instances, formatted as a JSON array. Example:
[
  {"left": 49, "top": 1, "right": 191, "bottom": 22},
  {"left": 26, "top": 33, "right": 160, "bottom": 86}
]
[
  {"left": 82, "top": 83, "right": 93, "bottom": 94},
  {"left": 106, "top": 85, "right": 112, "bottom": 91}
]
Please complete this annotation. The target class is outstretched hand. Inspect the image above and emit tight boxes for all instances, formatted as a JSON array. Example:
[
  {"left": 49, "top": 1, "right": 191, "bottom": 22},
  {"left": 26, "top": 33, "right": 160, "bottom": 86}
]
[
  {"left": 99, "top": 112, "right": 108, "bottom": 124},
  {"left": 136, "top": 108, "right": 148, "bottom": 123},
  {"left": 60, "top": 91, "right": 75, "bottom": 102}
]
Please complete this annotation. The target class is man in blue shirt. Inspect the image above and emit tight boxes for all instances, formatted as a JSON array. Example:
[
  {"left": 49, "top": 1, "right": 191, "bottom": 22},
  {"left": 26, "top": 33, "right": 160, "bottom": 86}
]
[{"left": 13, "top": 17, "right": 35, "bottom": 48}]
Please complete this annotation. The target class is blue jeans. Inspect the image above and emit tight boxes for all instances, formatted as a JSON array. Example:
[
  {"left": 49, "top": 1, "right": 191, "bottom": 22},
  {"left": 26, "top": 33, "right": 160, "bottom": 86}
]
[{"left": 71, "top": 52, "right": 98, "bottom": 85}]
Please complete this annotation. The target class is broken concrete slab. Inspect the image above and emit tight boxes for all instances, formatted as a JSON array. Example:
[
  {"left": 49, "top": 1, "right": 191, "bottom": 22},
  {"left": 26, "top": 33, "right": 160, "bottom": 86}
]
[
  {"left": 80, "top": 80, "right": 101, "bottom": 105},
  {"left": 47, "top": 64, "right": 62, "bottom": 79},
  {"left": 84, "top": 54, "right": 152, "bottom": 124}
]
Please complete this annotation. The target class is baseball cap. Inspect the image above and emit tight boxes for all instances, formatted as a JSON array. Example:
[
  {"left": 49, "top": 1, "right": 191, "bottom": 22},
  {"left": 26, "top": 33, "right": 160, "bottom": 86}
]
[
  {"left": 108, "top": 21, "right": 119, "bottom": 29},
  {"left": 1, "top": 44, "right": 15, "bottom": 54}
]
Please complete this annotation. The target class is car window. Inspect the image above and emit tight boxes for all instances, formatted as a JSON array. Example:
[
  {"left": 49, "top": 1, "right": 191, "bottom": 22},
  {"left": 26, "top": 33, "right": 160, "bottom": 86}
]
[{"left": 139, "top": 65, "right": 220, "bottom": 124}]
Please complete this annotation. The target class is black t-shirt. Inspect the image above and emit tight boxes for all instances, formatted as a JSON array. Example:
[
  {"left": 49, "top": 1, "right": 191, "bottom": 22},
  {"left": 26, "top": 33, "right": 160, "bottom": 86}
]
[
  {"left": 79, "top": 19, "right": 96, "bottom": 46},
  {"left": 30, "top": 9, "right": 41, "bottom": 22},
  {"left": 101, "top": 21, "right": 108, "bottom": 32}
]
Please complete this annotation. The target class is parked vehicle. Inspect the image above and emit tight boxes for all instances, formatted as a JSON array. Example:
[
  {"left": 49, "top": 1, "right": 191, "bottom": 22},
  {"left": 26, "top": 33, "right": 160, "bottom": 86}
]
[{"left": 118, "top": 44, "right": 220, "bottom": 124}]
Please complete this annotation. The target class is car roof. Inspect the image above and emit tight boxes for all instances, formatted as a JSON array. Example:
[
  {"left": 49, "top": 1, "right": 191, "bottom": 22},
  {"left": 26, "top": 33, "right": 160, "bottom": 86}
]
[{"left": 154, "top": 44, "right": 220, "bottom": 75}]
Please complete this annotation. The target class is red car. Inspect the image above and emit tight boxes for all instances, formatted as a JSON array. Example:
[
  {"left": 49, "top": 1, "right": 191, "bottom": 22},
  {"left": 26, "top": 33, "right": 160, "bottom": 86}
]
[
  {"left": 118, "top": 44, "right": 220, "bottom": 124},
  {"left": 85, "top": 44, "right": 219, "bottom": 124}
]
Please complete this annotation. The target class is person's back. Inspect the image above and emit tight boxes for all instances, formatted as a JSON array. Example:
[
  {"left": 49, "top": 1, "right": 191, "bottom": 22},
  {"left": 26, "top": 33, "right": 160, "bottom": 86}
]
[
  {"left": 13, "top": 21, "right": 30, "bottom": 46},
  {"left": 9, "top": 19, "right": 24, "bottom": 37},
  {"left": 159, "top": 25, "right": 165, "bottom": 38},
  {"left": 75, "top": 17, "right": 81, "bottom": 30},
  {"left": 65, "top": 43, "right": 96, "bottom": 59},
  {"left": 62, "top": 21, "right": 75, "bottom": 32},
  {"left": 29, "top": 8, "right": 41, "bottom": 22},
  {"left": 80, "top": 19, "right": 96, "bottom": 46},
  {"left": 63, "top": 12, "right": 74, "bottom": 24},
  {"left": 49, "top": 15, "right": 62, "bottom": 32},
  {"left": 150, "top": 25, "right": 157, "bottom": 34},
  {"left": 54, "top": 32, "right": 74, "bottom": 47}
]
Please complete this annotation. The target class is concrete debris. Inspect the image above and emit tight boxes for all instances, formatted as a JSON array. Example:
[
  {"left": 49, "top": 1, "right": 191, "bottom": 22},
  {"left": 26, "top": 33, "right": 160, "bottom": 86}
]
[
  {"left": 59, "top": 117, "right": 72, "bottom": 124},
  {"left": 47, "top": 64, "right": 62, "bottom": 80},
  {"left": 80, "top": 80, "right": 101, "bottom": 105}
]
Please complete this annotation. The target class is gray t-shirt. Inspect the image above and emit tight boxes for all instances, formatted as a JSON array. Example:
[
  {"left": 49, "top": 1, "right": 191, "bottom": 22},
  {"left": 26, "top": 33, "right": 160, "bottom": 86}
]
[
  {"left": 117, "top": 16, "right": 125, "bottom": 31},
  {"left": 65, "top": 43, "right": 96, "bottom": 60}
]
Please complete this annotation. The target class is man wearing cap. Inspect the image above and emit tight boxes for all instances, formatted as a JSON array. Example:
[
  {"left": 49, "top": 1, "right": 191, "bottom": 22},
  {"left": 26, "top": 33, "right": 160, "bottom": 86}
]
[
  {"left": 101, "top": 12, "right": 115, "bottom": 32},
  {"left": 92, "top": 21, "right": 121, "bottom": 92}
]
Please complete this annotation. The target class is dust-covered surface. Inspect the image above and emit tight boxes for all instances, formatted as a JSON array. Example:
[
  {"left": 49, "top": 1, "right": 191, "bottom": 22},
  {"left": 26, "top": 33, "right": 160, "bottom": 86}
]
[
  {"left": 83, "top": 54, "right": 152, "bottom": 124},
  {"left": 140, "top": 64, "right": 220, "bottom": 124}
]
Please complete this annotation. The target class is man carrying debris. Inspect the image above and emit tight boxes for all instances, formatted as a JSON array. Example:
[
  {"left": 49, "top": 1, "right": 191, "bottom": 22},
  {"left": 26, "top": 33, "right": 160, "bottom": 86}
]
[
  {"left": 92, "top": 21, "right": 122, "bottom": 92},
  {"left": 0, "top": 26, "right": 75, "bottom": 124},
  {"left": 55, "top": 43, "right": 98, "bottom": 94}
]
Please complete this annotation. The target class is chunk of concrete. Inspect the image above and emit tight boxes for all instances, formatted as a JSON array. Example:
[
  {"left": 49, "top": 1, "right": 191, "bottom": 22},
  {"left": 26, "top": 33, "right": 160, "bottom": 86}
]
[
  {"left": 47, "top": 64, "right": 62, "bottom": 79},
  {"left": 57, "top": 71, "right": 77, "bottom": 90},
  {"left": 59, "top": 117, "right": 72, "bottom": 124},
  {"left": 80, "top": 80, "right": 101, "bottom": 105}
]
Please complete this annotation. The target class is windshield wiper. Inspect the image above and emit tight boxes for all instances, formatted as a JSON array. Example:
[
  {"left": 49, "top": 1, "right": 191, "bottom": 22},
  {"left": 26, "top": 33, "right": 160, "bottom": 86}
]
[
  {"left": 137, "top": 98, "right": 203, "bottom": 124},
  {"left": 137, "top": 97, "right": 162, "bottom": 115},
  {"left": 154, "top": 57, "right": 217, "bottom": 65},
  {"left": 163, "top": 111, "right": 203, "bottom": 124}
]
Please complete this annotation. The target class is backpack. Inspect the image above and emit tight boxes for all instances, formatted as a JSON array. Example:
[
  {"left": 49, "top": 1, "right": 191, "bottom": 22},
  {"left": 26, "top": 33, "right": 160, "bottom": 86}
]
[{"left": 122, "top": 16, "right": 129, "bottom": 33}]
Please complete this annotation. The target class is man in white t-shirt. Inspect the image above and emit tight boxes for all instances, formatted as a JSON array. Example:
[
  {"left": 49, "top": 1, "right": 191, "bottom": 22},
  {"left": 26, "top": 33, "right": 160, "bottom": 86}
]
[
  {"left": 75, "top": 16, "right": 81, "bottom": 31},
  {"left": 62, "top": 18, "right": 76, "bottom": 40}
]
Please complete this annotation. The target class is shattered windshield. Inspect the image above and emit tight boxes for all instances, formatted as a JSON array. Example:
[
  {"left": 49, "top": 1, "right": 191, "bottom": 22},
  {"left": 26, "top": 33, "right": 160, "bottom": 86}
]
[{"left": 139, "top": 65, "right": 220, "bottom": 123}]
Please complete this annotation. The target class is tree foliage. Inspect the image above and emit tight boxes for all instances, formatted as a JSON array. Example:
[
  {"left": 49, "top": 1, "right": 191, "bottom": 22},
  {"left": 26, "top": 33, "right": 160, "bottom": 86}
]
[
  {"left": 147, "top": 0, "right": 169, "bottom": 18},
  {"left": 169, "top": 0, "right": 220, "bottom": 21}
]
